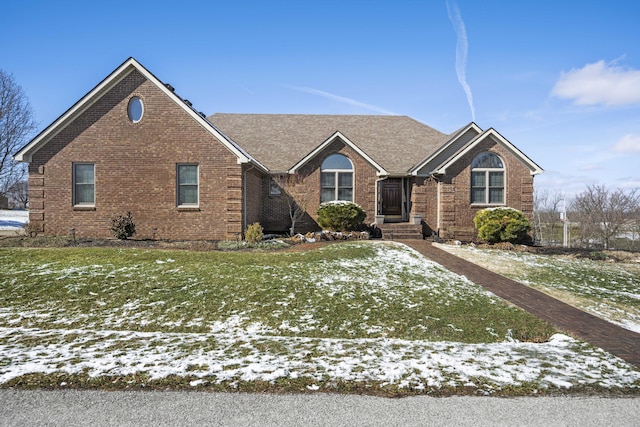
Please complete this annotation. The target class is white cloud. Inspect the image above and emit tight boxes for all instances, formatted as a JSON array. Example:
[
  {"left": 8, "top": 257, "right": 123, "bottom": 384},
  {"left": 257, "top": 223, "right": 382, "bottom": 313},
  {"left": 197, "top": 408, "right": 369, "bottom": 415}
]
[
  {"left": 288, "top": 86, "right": 397, "bottom": 115},
  {"left": 551, "top": 60, "right": 640, "bottom": 106},
  {"left": 613, "top": 134, "right": 640, "bottom": 153}
]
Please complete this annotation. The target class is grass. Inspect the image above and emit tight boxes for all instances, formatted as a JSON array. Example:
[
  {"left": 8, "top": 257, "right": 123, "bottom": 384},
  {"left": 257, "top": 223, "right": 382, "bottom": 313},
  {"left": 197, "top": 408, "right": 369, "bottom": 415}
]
[
  {"left": 1, "top": 241, "right": 639, "bottom": 395},
  {"left": 435, "top": 243, "right": 640, "bottom": 333},
  {"left": 0, "top": 243, "right": 554, "bottom": 342}
]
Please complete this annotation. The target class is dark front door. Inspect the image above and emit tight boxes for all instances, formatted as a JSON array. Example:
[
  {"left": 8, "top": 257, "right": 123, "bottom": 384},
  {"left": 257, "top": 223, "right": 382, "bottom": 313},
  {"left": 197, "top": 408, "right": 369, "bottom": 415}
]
[{"left": 381, "top": 179, "right": 402, "bottom": 216}]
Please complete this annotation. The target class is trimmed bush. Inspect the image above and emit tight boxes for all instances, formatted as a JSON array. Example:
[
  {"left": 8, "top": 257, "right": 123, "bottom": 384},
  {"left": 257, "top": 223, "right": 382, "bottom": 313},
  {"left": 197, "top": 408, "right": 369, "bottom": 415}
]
[
  {"left": 245, "top": 222, "right": 264, "bottom": 244},
  {"left": 473, "top": 207, "right": 531, "bottom": 244},
  {"left": 110, "top": 211, "right": 136, "bottom": 240},
  {"left": 317, "top": 201, "right": 366, "bottom": 231}
]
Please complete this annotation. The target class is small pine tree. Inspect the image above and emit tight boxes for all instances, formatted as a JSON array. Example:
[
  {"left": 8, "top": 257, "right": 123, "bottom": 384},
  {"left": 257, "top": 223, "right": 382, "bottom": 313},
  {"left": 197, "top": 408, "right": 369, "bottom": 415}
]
[{"left": 245, "top": 222, "right": 264, "bottom": 244}]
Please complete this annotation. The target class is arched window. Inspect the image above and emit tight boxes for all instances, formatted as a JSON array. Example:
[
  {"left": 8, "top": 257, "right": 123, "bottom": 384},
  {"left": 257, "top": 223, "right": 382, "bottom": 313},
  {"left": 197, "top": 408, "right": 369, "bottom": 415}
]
[
  {"left": 321, "top": 154, "right": 353, "bottom": 202},
  {"left": 471, "top": 152, "right": 504, "bottom": 204}
]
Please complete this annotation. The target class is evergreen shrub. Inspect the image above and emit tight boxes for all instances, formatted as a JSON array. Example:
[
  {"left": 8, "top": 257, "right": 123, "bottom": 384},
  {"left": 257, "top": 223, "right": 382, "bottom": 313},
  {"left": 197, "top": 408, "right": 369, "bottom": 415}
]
[
  {"left": 245, "top": 222, "right": 264, "bottom": 244},
  {"left": 473, "top": 207, "right": 531, "bottom": 244},
  {"left": 317, "top": 201, "right": 366, "bottom": 231}
]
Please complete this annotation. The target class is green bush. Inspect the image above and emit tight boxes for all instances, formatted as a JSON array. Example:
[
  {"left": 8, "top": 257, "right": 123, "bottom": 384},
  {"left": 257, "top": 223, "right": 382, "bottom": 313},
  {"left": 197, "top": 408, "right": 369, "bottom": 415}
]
[
  {"left": 245, "top": 222, "right": 264, "bottom": 244},
  {"left": 110, "top": 211, "right": 136, "bottom": 240},
  {"left": 317, "top": 201, "right": 366, "bottom": 231},
  {"left": 473, "top": 207, "right": 531, "bottom": 244}
]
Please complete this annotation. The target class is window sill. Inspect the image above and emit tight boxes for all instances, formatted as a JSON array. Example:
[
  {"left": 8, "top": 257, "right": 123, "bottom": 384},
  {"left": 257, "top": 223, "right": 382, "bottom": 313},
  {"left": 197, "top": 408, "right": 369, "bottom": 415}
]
[
  {"left": 73, "top": 206, "right": 96, "bottom": 211},
  {"left": 470, "top": 203, "right": 506, "bottom": 207},
  {"left": 177, "top": 206, "right": 200, "bottom": 212}
]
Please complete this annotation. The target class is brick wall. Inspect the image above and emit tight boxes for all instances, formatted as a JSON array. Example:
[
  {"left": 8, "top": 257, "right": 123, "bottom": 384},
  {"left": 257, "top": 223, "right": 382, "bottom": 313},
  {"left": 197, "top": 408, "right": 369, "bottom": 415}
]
[
  {"left": 29, "top": 70, "right": 244, "bottom": 240},
  {"left": 260, "top": 175, "right": 296, "bottom": 233},
  {"left": 410, "top": 176, "right": 438, "bottom": 234},
  {"left": 438, "top": 135, "right": 536, "bottom": 240},
  {"left": 299, "top": 139, "right": 378, "bottom": 229},
  {"left": 260, "top": 138, "right": 379, "bottom": 233},
  {"left": 244, "top": 167, "right": 263, "bottom": 229}
]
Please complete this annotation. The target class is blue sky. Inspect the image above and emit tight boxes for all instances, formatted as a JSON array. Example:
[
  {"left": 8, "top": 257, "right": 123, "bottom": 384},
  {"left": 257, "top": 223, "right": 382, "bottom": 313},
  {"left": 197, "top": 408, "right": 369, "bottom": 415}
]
[{"left": 3, "top": 0, "right": 639, "bottom": 196}]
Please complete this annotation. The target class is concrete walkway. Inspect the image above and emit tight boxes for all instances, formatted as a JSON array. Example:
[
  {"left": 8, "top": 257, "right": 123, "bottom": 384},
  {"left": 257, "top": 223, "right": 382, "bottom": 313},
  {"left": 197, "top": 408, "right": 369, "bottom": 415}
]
[{"left": 402, "top": 240, "right": 640, "bottom": 369}]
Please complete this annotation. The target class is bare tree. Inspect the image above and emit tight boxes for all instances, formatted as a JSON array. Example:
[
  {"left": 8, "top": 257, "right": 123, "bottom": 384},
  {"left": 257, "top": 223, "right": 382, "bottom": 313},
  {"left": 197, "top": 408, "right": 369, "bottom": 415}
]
[
  {"left": 570, "top": 184, "right": 639, "bottom": 249},
  {"left": 1, "top": 69, "right": 37, "bottom": 198},
  {"left": 6, "top": 179, "right": 28, "bottom": 208},
  {"left": 272, "top": 173, "right": 310, "bottom": 235},
  {"left": 534, "top": 188, "right": 566, "bottom": 245}
]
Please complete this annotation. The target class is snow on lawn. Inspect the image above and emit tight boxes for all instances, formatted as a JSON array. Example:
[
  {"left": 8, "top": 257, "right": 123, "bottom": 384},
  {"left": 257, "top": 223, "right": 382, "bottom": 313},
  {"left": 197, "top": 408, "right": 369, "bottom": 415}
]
[
  {"left": 435, "top": 243, "right": 640, "bottom": 333},
  {"left": 0, "top": 241, "right": 639, "bottom": 393},
  {"left": 1, "top": 326, "right": 638, "bottom": 392},
  {"left": 0, "top": 209, "right": 28, "bottom": 231}
]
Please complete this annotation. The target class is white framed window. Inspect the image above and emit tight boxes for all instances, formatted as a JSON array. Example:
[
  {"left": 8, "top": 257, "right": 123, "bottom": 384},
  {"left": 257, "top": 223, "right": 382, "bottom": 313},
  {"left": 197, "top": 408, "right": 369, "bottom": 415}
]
[
  {"left": 177, "top": 164, "right": 199, "bottom": 207},
  {"left": 73, "top": 163, "right": 95, "bottom": 206},
  {"left": 471, "top": 152, "right": 505, "bottom": 204},
  {"left": 321, "top": 154, "right": 353, "bottom": 202},
  {"left": 127, "top": 96, "right": 144, "bottom": 123}
]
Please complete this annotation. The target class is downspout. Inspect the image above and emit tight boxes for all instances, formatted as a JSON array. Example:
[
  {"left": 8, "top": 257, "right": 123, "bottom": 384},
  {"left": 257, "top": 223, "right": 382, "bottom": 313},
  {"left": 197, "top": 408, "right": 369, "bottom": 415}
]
[{"left": 242, "top": 163, "right": 257, "bottom": 237}]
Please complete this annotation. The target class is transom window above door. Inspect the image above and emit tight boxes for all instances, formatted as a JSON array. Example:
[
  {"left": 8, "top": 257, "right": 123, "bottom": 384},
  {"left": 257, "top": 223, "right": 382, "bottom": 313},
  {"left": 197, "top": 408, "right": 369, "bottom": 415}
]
[
  {"left": 471, "top": 152, "right": 505, "bottom": 204},
  {"left": 321, "top": 154, "right": 353, "bottom": 202}
]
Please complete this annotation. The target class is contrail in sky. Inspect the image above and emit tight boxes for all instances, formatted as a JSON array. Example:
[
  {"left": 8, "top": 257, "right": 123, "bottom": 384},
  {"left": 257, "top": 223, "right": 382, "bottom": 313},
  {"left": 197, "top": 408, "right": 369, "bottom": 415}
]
[
  {"left": 446, "top": 0, "right": 475, "bottom": 122},
  {"left": 288, "top": 86, "right": 398, "bottom": 115}
]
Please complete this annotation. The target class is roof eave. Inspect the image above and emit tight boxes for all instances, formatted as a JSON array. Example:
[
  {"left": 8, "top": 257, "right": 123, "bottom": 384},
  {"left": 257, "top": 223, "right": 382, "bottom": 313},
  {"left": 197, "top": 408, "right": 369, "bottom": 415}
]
[
  {"left": 14, "top": 58, "right": 140, "bottom": 162},
  {"left": 433, "top": 128, "right": 544, "bottom": 175},
  {"left": 14, "top": 58, "right": 261, "bottom": 169},
  {"left": 288, "top": 131, "right": 388, "bottom": 176},
  {"left": 409, "top": 122, "right": 483, "bottom": 176}
]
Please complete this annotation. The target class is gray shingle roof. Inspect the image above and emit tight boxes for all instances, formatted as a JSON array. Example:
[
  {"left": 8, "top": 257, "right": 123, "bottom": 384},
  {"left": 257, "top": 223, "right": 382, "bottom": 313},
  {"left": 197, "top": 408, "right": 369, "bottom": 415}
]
[{"left": 208, "top": 114, "right": 450, "bottom": 174}]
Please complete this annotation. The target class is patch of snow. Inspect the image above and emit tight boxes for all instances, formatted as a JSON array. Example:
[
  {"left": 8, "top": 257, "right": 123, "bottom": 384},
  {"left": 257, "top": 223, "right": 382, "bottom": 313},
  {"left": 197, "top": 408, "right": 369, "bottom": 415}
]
[
  {"left": 434, "top": 243, "right": 640, "bottom": 333},
  {"left": 2, "top": 240, "right": 639, "bottom": 392},
  {"left": 0, "top": 327, "right": 638, "bottom": 391},
  {"left": 0, "top": 209, "right": 29, "bottom": 230}
]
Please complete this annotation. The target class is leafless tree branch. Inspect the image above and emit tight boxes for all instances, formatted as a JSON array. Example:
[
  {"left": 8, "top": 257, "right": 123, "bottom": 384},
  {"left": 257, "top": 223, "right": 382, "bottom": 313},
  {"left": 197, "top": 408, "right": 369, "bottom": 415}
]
[{"left": 1, "top": 69, "right": 37, "bottom": 197}]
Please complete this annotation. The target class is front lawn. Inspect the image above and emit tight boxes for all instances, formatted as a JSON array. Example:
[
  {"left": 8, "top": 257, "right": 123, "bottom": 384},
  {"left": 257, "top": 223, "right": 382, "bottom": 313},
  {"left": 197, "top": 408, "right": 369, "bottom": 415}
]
[
  {"left": 435, "top": 243, "right": 640, "bottom": 333},
  {"left": 1, "top": 241, "right": 638, "bottom": 395}
]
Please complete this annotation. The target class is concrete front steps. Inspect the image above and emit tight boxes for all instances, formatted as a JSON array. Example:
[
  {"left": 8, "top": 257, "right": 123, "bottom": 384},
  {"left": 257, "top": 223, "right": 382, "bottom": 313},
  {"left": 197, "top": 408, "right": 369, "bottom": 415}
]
[{"left": 376, "top": 223, "right": 423, "bottom": 240}]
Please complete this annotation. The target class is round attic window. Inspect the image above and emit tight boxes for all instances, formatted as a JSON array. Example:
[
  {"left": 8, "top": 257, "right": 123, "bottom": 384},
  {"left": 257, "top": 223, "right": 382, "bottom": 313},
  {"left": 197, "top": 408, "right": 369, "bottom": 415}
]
[{"left": 127, "top": 96, "right": 144, "bottom": 123}]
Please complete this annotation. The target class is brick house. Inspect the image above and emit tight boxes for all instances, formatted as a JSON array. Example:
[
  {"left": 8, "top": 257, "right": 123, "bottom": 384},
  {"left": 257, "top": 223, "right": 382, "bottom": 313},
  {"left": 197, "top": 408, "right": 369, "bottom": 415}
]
[{"left": 14, "top": 58, "right": 542, "bottom": 241}]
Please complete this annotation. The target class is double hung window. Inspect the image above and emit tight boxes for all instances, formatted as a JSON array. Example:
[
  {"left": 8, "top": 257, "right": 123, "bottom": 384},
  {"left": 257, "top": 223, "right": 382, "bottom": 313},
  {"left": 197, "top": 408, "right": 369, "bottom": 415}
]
[
  {"left": 320, "top": 154, "right": 353, "bottom": 202},
  {"left": 471, "top": 152, "right": 504, "bottom": 204},
  {"left": 73, "top": 163, "right": 95, "bottom": 206},
  {"left": 177, "top": 164, "right": 199, "bottom": 206}
]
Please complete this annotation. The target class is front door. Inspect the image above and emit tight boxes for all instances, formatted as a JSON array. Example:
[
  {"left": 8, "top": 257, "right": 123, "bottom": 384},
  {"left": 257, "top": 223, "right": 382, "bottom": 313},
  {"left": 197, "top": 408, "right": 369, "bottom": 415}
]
[{"left": 381, "top": 179, "right": 403, "bottom": 216}]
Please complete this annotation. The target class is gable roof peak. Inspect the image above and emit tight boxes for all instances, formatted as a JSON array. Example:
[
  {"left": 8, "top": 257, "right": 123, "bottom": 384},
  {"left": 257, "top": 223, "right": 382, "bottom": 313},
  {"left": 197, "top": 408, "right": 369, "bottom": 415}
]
[{"left": 14, "top": 58, "right": 264, "bottom": 170}]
